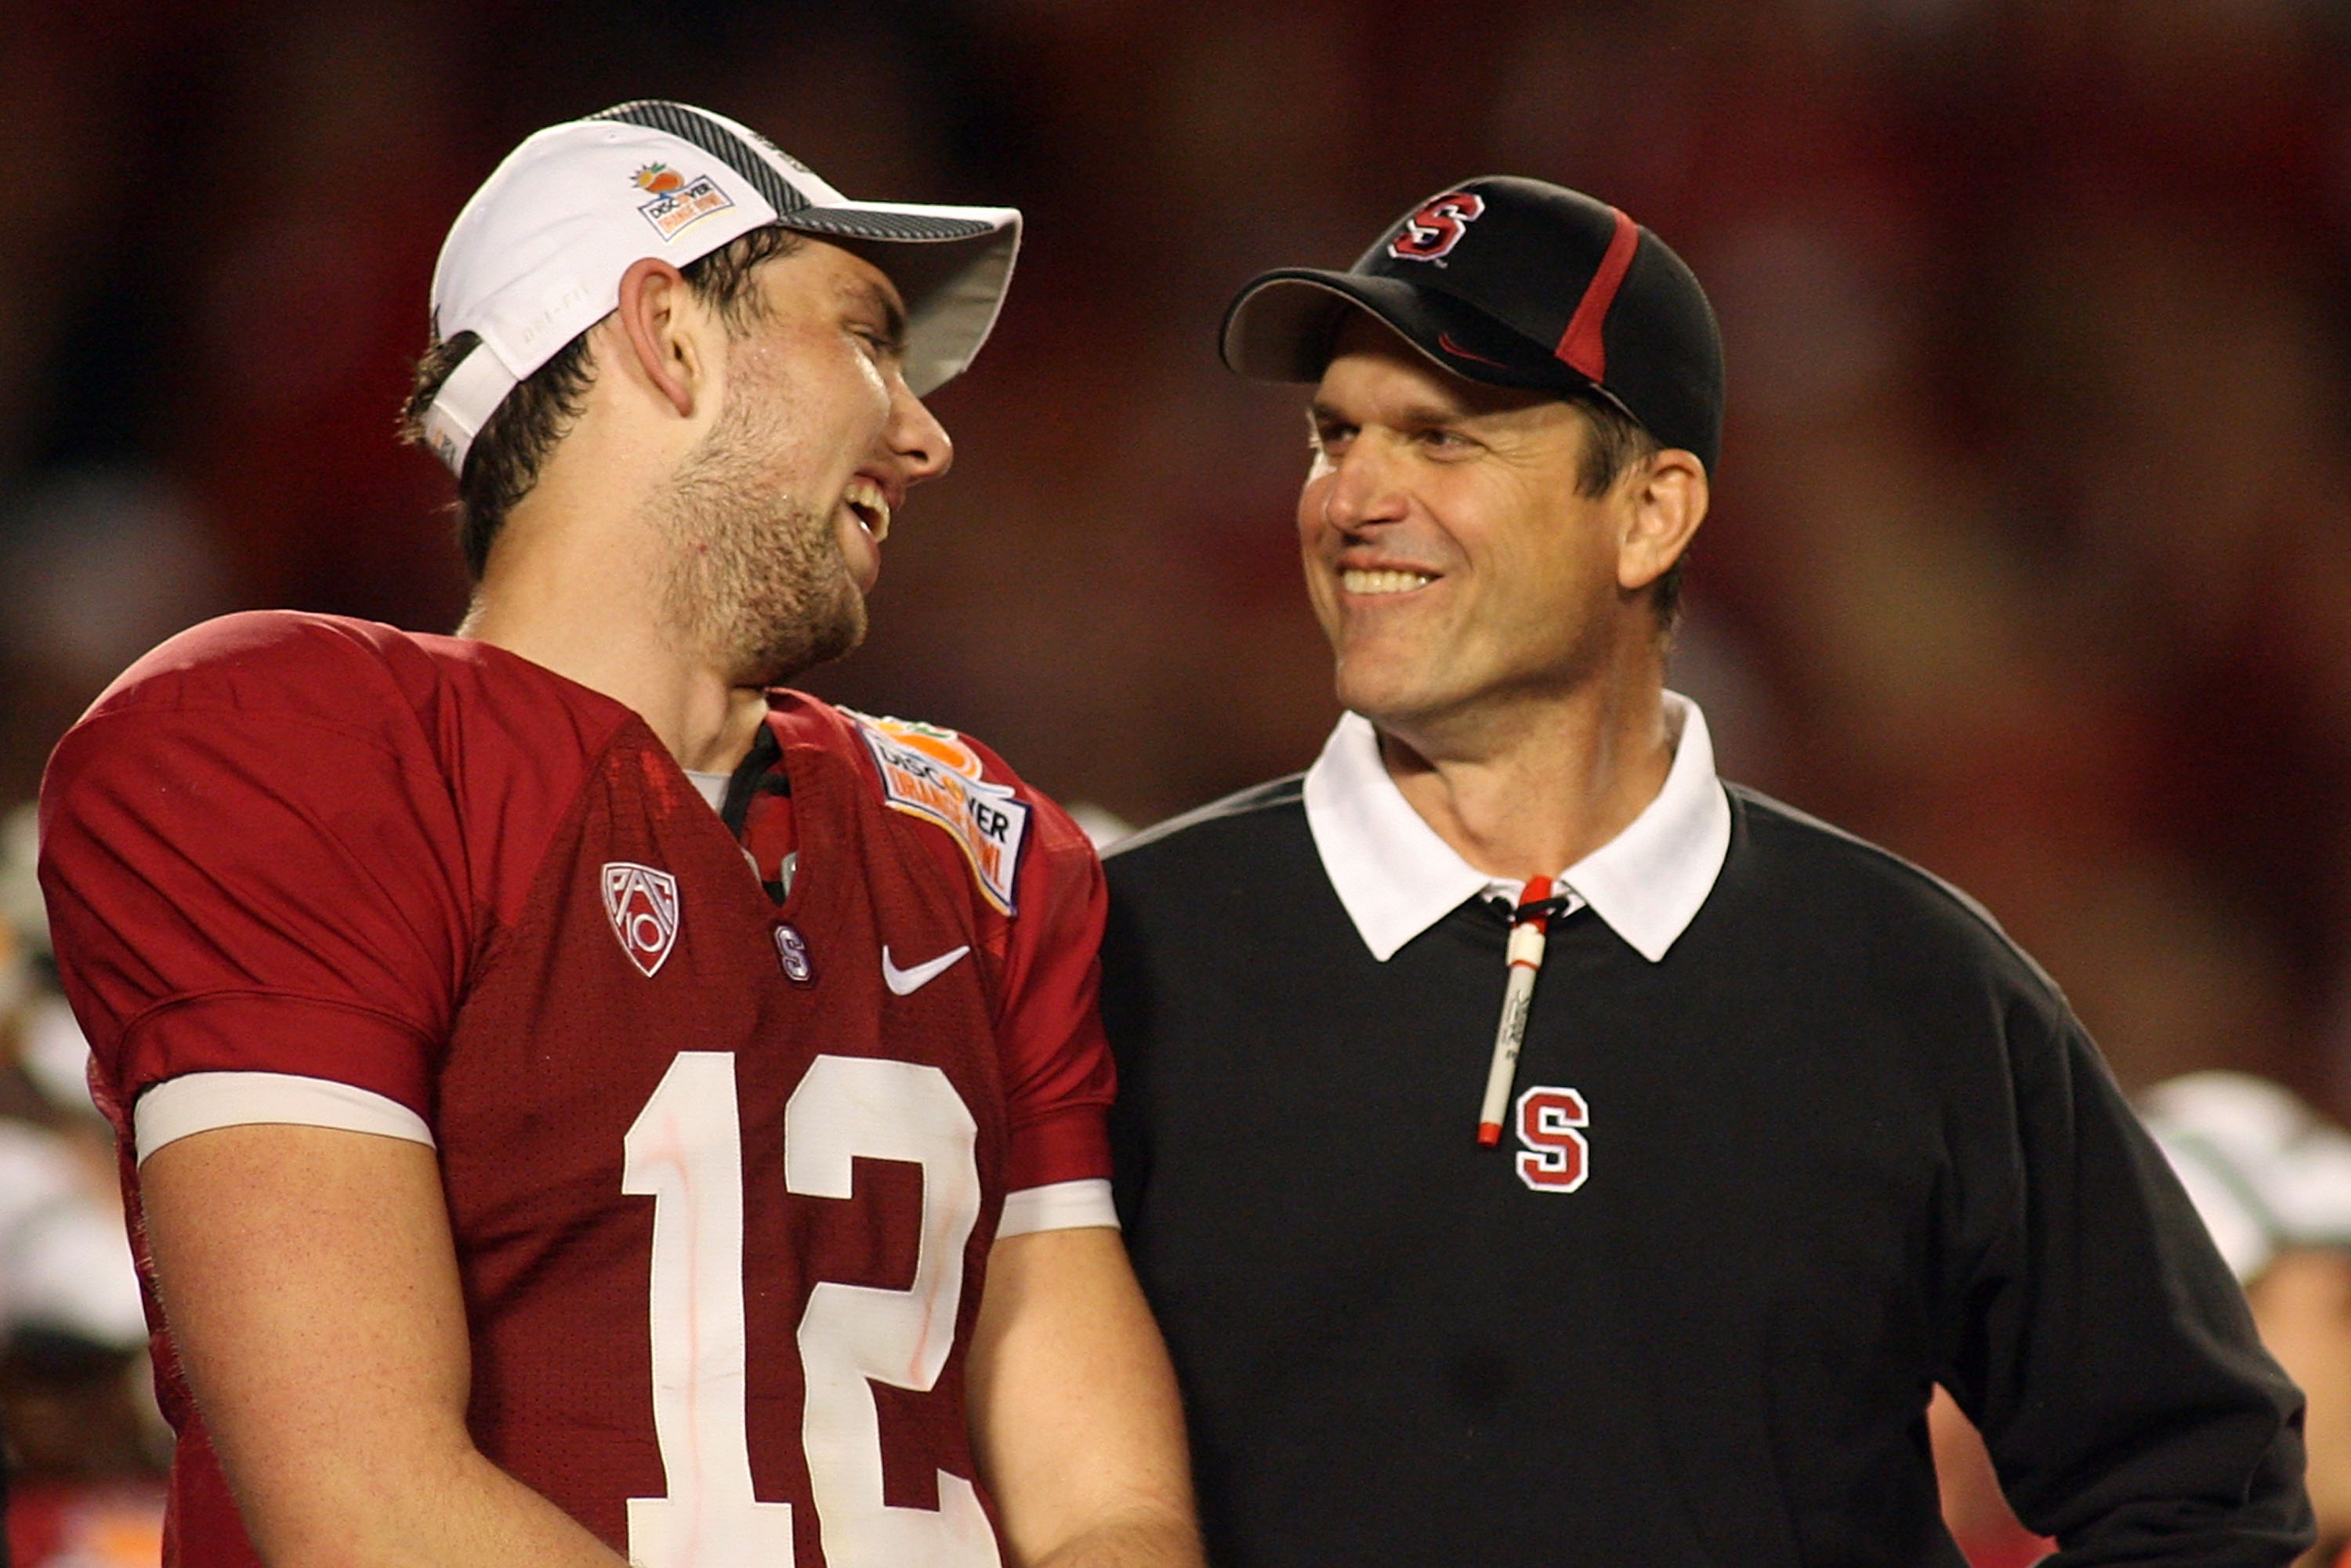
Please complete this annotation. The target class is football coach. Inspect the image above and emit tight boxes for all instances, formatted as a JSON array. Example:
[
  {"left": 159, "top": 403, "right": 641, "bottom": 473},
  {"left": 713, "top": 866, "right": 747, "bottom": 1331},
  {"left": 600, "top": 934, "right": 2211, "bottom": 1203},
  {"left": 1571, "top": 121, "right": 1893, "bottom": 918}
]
[{"left": 1096, "top": 178, "right": 2314, "bottom": 1566}]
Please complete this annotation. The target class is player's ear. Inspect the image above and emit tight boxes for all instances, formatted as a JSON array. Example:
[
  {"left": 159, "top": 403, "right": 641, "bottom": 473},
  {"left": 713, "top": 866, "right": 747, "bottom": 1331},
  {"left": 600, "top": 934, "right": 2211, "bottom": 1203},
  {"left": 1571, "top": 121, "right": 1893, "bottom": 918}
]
[
  {"left": 613, "top": 256, "right": 706, "bottom": 419},
  {"left": 1617, "top": 447, "right": 1708, "bottom": 596}
]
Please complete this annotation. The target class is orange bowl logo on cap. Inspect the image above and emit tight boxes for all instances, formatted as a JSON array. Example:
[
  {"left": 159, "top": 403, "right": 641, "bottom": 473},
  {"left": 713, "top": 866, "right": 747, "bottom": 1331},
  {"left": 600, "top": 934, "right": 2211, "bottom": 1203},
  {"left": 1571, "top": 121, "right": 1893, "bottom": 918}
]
[{"left": 631, "top": 162, "right": 735, "bottom": 242}]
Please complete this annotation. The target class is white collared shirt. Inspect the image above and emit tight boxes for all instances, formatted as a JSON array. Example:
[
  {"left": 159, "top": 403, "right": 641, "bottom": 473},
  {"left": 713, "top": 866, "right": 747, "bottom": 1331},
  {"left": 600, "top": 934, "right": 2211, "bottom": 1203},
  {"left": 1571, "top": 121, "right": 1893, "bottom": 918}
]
[{"left": 1302, "top": 691, "right": 1733, "bottom": 962}]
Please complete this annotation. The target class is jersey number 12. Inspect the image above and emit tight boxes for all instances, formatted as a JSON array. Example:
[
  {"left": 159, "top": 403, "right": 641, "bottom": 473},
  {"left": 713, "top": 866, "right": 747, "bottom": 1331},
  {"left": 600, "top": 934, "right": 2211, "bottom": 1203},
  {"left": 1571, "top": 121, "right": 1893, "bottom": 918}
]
[{"left": 621, "top": 1050, "right": 1000, "bottom": 1566}]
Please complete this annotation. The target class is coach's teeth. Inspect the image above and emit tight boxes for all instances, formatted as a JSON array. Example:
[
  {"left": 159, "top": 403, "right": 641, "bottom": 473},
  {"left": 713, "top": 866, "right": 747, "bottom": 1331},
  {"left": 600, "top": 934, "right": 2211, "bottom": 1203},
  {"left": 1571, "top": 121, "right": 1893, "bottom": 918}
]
[
  {"left": 1342, "top": 569, "right": 1433, "bottom": 595},
  {"left": 844, "top": 479, "right": 890, "bottom": 541}
]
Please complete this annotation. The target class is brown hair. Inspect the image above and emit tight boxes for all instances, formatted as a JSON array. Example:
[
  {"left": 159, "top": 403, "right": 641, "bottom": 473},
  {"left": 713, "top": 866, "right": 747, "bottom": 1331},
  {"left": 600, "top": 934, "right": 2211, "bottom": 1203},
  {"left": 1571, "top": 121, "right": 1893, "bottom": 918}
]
[{"left": 401, "top": 224, "right": 808, "bottom": 578}]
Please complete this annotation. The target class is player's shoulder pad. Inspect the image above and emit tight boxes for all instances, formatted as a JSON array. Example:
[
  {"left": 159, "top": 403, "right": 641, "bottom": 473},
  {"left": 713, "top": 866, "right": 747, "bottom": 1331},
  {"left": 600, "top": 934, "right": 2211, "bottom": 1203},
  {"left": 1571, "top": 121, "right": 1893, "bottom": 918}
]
[
  {"left": 840, "top": 707, "right": 1043, "bottom": 917},
  {"left": 73, "top": 610, "right": 445, "bottom": 728},
  {"left": 60, "top": 611, "right": 628, "bottom": 794}
]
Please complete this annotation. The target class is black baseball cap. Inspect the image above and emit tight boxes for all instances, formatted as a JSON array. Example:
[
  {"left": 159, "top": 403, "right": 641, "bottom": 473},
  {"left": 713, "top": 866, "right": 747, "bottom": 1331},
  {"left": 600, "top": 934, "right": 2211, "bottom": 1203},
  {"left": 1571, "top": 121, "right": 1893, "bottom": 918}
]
[{"left": 1221, "top": 176, "right": 1723, "bottom": 472}]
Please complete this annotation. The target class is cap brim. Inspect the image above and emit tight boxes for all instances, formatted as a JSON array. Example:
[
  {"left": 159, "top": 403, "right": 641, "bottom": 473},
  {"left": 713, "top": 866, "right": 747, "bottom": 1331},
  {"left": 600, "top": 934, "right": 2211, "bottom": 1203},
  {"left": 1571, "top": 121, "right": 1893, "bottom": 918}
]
[
  {"left": 783, "top": 201, "right": 1020, "bottom": 396},
  {"left": 1222, "top": 270, "right": 1586, "bottom": 395}
]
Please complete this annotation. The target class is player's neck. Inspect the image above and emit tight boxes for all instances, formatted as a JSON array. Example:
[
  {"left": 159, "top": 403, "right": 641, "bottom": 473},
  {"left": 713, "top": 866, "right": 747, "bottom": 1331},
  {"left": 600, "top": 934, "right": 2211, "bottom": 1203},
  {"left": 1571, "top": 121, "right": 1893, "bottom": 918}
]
[
  {"left": 460, "top": 500, "right": 769, "bottom": 775},
  {"left": 1373, "top": 662, "right": 1673, "bottom": 884}
]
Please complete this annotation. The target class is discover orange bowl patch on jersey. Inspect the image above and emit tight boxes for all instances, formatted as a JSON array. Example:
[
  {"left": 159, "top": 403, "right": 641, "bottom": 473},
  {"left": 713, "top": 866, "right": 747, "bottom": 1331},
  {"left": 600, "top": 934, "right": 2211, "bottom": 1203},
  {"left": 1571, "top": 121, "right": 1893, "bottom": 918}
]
[{"left": 851, "top": 712, "right": 1031, "bottom": 915}]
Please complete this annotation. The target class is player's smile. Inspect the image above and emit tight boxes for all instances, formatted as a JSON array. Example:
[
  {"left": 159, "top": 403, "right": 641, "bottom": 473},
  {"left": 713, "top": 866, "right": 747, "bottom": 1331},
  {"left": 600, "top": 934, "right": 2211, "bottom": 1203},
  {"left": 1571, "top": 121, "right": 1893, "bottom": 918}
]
[
  {"left": 835, "top": 472, "right": 899, "bottom": 593},
  {"left": 84, "top": 104, "right": 1214, "bottom": 1568},
  {"left": 842, "top": 474, "right": 893, "bottom": 544},
  {"left": 734, "top": 242, "right": 947, "bottom": 609}
]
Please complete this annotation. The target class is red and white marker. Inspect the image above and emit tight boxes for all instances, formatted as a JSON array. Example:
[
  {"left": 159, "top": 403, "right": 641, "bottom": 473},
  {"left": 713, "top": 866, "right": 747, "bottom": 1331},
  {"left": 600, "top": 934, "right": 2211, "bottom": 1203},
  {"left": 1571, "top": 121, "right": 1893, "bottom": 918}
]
[{"left": 1478, "top": 875, "right": 1556, "bottom": 1146}]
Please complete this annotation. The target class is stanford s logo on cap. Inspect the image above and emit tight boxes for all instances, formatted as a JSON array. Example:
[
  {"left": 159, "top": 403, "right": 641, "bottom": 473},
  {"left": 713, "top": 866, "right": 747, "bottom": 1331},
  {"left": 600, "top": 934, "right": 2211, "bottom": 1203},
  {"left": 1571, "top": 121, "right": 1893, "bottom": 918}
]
[
  {"left": 1387, "top": 192, "right": 1486, "bottom": 263},
  {"left": 631, "top": 162, "right": 734, "bottom": 242},
  {"left": 603, "top": 861, "right": 682, "bottom": 976}
]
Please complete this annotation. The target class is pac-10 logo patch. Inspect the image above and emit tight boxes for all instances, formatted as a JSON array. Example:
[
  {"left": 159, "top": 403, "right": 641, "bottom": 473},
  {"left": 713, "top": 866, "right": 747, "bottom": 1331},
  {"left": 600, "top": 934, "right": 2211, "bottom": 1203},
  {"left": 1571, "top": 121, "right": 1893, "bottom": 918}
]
[
  {"left": 1514, "top": 1085, "right": 1589, "bottom": 1193},
  {"left": 603, "top": 861, "right": 682, "bottom": 977},
  {"left": 1387, "top": 192, "right": 1486, "bottom": 263}
]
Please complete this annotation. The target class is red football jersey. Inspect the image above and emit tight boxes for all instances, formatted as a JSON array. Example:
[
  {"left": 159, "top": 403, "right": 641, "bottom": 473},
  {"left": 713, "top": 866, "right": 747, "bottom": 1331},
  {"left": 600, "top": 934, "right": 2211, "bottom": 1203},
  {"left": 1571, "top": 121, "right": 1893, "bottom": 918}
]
[{"left": 39, "top": 611, "right": 1118, "bottom": 1567}]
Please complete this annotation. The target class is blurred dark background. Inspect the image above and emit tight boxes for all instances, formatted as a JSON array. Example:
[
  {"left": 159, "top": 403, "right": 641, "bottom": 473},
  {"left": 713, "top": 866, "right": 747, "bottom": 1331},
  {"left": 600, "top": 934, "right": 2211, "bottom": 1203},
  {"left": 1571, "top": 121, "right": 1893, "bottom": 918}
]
[{"left": 5, "top": 0, "right": 2351, "bottom": 1119}]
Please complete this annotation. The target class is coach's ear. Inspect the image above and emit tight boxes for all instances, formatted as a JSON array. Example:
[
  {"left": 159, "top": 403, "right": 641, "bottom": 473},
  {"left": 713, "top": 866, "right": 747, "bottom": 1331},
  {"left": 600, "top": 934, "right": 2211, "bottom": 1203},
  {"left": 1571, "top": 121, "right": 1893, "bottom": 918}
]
[
  {"left": 1617, "top": 448, "right": 1708, "bottom": 595},
  {"left": 613, "top": 256, "right": 706, "bottom": 420}
]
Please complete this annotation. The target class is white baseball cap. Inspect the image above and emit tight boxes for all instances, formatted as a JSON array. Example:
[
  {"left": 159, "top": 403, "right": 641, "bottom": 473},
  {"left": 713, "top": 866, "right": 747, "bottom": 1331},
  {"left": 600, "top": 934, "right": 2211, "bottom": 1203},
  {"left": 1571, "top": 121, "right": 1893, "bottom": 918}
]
[
  {"left": 2140, "top": 1070, "right": 2351, "bottom": 1282},
  {"left": 422, "top": 100, "right": 1022, "bottom": 476}
]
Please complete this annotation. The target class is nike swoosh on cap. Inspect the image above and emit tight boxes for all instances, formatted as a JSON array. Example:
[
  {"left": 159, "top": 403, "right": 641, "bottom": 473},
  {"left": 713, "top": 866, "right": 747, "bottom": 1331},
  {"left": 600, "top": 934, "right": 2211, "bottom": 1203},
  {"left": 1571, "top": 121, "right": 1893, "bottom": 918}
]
[
  {"left": 1437, "top": 332, "right": 1509, "bottom": 368},
  {"left": 882, "top": 943, "right": 972, "bottom": 995}
]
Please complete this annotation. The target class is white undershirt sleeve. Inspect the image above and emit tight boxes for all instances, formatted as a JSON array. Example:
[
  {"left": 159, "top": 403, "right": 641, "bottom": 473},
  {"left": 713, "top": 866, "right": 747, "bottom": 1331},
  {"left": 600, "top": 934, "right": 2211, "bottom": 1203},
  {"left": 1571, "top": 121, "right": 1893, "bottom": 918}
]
[
  {"left": 996, "top": 1177, "right": 1118, "bottom": 1238},
  {"left": 133, "top": 1071, "right": 435, "bottom": 1164}
]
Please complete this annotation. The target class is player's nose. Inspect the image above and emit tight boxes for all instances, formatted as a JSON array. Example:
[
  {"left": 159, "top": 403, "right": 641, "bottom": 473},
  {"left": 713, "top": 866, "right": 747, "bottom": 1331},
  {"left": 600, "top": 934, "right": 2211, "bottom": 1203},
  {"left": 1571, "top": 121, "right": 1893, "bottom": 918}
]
[{"left": 889, "top": 380, "right": 953, "bottom": 485}]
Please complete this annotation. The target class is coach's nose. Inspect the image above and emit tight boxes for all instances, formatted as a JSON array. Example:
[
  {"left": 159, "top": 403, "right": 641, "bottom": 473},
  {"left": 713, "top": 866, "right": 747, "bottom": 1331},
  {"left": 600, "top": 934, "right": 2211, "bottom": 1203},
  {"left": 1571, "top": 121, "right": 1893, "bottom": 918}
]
[{"left": 1314, "top": 435, "right": 1411, "bottom": 536}]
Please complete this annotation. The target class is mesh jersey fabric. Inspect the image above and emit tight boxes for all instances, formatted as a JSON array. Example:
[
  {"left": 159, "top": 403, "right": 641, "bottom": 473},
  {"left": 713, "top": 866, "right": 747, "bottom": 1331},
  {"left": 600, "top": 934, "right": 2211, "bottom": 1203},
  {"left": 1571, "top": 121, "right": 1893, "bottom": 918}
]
[{"left": 39, "top": 610, "right": 1116, "bottom": 1566}]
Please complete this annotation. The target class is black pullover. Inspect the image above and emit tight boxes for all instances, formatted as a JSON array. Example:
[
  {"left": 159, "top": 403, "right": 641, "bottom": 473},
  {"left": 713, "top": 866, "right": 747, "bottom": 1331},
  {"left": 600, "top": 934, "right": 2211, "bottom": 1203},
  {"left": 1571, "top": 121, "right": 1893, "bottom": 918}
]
[{"left": 1103, "top": 778, "right": 2311, "bottom": 1567}]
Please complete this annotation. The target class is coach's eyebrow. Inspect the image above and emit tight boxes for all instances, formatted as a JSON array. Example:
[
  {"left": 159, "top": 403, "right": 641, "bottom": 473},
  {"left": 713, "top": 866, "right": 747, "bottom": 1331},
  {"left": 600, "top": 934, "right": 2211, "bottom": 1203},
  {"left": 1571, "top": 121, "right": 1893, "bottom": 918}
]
[{"left": 1309, "top": 397, "right": 1476, "bottom": 430}]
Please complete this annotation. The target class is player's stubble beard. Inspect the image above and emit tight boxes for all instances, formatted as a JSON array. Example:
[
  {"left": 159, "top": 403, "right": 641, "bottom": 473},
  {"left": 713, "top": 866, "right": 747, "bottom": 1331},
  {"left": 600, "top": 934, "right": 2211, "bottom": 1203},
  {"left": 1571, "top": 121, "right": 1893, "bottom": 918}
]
[{"left": 647, "top": 363, "right": 868, "bottom": 688}]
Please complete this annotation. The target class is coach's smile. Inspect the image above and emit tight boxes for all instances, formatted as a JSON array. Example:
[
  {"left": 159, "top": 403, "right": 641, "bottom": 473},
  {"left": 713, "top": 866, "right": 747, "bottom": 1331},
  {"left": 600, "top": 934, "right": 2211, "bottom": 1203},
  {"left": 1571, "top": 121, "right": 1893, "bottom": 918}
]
[{"left": 1340, "top": 567, "right": 1437, "bottom": 596}]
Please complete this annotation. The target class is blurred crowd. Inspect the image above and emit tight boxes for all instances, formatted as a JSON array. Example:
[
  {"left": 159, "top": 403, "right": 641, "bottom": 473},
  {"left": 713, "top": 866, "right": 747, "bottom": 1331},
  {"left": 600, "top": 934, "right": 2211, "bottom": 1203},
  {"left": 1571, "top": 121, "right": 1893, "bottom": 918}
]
[
  {"left": 1, "top": 805, "right": 165, "bottom": 1563},
  {"left": 4, "top": 0, "right": 2350, "bottom": 1562}
]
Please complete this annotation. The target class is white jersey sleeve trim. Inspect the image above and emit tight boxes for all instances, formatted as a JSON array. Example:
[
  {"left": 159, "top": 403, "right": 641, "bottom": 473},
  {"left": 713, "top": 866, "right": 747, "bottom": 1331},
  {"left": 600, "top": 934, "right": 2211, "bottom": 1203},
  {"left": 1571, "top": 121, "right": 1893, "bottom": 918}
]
[
  {"left": 134, "top": 1071, "right": 436, "bottom": 1165},
  {"left": 996, "top": 1177, "right": 1118, "bottom": 1238}
]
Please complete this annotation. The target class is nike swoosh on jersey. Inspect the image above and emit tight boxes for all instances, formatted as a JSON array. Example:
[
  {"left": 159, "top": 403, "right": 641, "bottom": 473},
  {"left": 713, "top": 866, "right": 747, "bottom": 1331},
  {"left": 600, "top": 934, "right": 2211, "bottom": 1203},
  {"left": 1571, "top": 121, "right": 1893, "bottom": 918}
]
[{"left": 882, "top": 943, "right": 972, "bottom": 995}]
